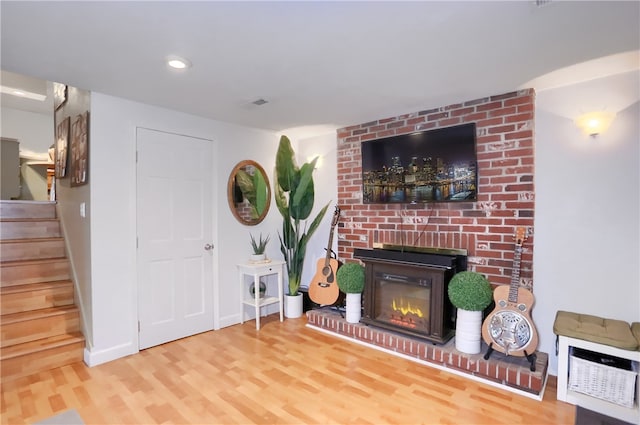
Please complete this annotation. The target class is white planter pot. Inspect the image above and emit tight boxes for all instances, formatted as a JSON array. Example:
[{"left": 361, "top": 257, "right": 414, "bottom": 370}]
[
  {"left": 284, "top": 293, "right": 303, "bottom": 318},
  {"left": 345, "top": 293, "right": 362, "bottom": 323},
  {"left": 455, "top": 308, "right": 483, "bottom": 354},
  {"left": 250, "top": 254, "right": 266, "bottom": 262}
]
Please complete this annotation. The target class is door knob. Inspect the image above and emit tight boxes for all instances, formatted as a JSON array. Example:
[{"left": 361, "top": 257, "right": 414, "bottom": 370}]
[{"left": 204, "top": 243, "right": 214, "bottom": 251}]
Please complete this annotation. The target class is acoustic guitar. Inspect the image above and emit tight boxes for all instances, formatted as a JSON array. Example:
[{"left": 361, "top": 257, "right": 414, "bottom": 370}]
[
  {"left": 309, "top": 206, "right": 341, "bottom": 305},
  {"left": 481, "top": 227, "right": 539, "bottom": 368}
]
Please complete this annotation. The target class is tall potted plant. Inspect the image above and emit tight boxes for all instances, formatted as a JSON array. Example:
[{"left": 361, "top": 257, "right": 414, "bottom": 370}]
[
  {"left": 447, "top": 271, "right": 493, "bottom": 354},
  {"left": 274, "top": 135, "right": 329, "bottom": 318}
]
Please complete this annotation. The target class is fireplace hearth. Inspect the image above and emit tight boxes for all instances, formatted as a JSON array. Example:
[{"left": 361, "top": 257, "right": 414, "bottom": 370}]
[
  {"left": 306, "top": 308, "right": 548, "bottom": 397},
  {"left": 354, "top": 246, "right": 466, "bottom": 344}
]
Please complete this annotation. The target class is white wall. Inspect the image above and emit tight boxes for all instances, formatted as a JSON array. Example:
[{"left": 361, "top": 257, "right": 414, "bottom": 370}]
[
  {"left": 85, "top": 93, "right": 281, "bottom": 365},
  {"left": 1, "top": 107, "right": 54, "bottom": 200},
  {"left": 296, "top": 132, "right": 339, "bottom": 291},
  {"left": 0, "top": 107, "right": 53, "bottom": 154},
  {"left": 54, "top": 87, "right": 93, "bottom": 351},
  {"left": 534, "top": 99, "right": 639, "bottom": 375}
]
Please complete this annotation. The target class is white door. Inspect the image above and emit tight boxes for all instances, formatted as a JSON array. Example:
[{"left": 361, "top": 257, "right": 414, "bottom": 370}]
[{"left": 136, "top": 128, "right": 214, "bottom": 349}]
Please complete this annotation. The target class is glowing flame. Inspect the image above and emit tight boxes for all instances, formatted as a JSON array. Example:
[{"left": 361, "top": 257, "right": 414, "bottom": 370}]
[
  {"left": 392, "top": 299, "right": 424, "bottom": 318},
  {"left": 390, "top": 318, "right": 417, "bottom": 329}
]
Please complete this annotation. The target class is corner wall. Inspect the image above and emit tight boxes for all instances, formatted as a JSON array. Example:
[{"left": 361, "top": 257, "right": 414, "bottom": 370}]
[
  {"left": 85, "top": 93, "right": 280, "bottom": 365},
  {"left": 534, "top": 99, "right": 640, "bottom": 375},
  {"left": 53, "top": 87, "right": 93, "bottom": 353}
]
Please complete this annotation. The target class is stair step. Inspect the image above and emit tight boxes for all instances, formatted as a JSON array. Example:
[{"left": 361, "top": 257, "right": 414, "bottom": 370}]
[
  {"left": 0, "top": 332, "right": 84, "bottom": 381},
  {"left": 1, "top": 305, "right": 79, "bottom": 348},
  {"left": 0, "top": 200, "right": 84, "bottom": 381},
  {"left": 0, "top": 218, "right": 61, "bottom": 240},
  {"left": 0, "top": 258, "right": 71, "bottom": 286},
  {"left": 0, "top": 200, "right": 56, "bottom": 220},
  {"left": 1, "top": 281, "right": 74, "bottom": 314},
  {"left": 0, "top": 238, "right": 66, "bottom": 262}
]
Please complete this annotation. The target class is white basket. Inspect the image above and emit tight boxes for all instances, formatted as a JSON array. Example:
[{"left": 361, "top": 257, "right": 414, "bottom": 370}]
[{"left": 569, "top": 354, "right": 638, "bottom": 408}]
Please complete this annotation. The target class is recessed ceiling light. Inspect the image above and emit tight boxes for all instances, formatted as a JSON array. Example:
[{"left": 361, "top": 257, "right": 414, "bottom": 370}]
[
  {"left": 0, "top": 85, "right": 47, "bottom": 101},
  {"left": 166, "top": 56, "right": 192, "bottom": 70}
]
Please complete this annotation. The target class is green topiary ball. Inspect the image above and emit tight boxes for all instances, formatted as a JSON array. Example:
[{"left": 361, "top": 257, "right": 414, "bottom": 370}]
[
  {"left": 447, "top": 271, "right": 493, "bottom": 311},
  {"left": 336, "top": 263, "right": 365, "bottom": 294}
]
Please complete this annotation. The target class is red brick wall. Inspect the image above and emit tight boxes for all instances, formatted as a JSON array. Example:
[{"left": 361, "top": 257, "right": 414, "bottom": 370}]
[{"left": 336, "top": 89, "right": 535, "bottom": 289}]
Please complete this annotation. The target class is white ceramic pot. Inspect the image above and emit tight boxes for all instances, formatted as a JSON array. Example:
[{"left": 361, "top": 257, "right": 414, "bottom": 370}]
[
  {"left": 284, "top": 293, "right": 303, "bottom": 318},
  {"left": 345, "top": 293, "right": 362, "bottom": 323},
  {"left": 455, "top": 308, "right": 483, "bottom": 354},
  {"left": 250, "top": 254, "right": 266, "bottom": 262}
]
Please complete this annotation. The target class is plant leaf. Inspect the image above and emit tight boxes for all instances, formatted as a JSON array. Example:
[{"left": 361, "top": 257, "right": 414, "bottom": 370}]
[
  {"left": 291, "top": 159, "right": 317, "bottom": 220},
  {"left": 304, "top": 202, "right": 330, "bottom": 242},
  {"left": 281, "top": 217, "right": 295, "bottom": 249},
  {"left": 274, "top": 175, "right": 289, "bottom": 219},
  {"left": 236, "top": 169, "right": 261, "bottom": 218},
  {"left": 235, "top": 169, "right": 256, "bottom": 208},
  {"left": 253, "top": 170, "right": 267, "bottom": 216},
  {"left": 275, "top": 135, "right": 298, "bottom": 192}
]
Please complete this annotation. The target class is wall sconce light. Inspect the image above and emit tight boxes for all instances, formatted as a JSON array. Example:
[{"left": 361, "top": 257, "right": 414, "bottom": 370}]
[{"left": 575, "top": 111, "right": 616, "bottom": 137}]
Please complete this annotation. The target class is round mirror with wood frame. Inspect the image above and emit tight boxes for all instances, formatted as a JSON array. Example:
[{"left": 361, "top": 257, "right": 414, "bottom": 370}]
[{"left": 227, "top": 160, "right": 271, "bottom": 226}]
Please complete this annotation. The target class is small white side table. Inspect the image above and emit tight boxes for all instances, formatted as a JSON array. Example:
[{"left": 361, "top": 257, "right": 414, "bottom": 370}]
[{"left": 237, "top": 260, "right": 285, "bottom": 330}]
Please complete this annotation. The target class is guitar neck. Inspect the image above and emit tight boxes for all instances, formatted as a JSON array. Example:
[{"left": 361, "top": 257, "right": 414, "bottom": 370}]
[
  {"left": 508, "top": 246, "right": 522, "bottom": 303},
  {"left": 323, "top": 207, "right": 341, "bottom": 267},
  {"left": 324, "top": 226, "right": 336, "bottom": 266}
]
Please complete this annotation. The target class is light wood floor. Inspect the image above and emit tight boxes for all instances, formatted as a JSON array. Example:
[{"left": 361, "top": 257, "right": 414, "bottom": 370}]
[{"left": 1, "top": 314, "right": 576, "bottom": 424}]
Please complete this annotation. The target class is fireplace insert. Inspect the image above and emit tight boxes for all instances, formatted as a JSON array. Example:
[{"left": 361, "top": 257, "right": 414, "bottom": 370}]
[{"left": 354, "top": 247, "right": 465, "bottom": 344}]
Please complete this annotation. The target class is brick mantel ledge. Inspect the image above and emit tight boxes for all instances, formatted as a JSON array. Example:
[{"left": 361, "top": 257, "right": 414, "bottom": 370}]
[{"left": 306, "top": 309, "right": 548, "bottom": 399}]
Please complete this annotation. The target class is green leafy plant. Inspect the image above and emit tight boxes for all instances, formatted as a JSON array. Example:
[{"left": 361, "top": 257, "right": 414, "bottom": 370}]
[
  {"left": 249, "top": 233, "right": 270, "bottom": 255},
  {"left": 235, "top": 167, "right": 268, "bottom": 219},
  {"left": 336, "top": 262, "right": 365, "bottom": 294},
  {"left": 447, "top": 271, "right": 493, "bottom": 311},
  {"left": 275, "top": 135, "right": 329, "bottom": 296}
]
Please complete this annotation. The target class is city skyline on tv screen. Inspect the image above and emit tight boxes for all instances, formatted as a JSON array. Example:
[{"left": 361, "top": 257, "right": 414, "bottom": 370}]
[{"left": 361, "top": 123, "right": 477, "bottom": 204}]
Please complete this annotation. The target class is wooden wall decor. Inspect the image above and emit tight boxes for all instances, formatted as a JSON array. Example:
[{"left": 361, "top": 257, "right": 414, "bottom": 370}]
[
  {"left": 53, "top": 82, "right": 67, "bottom": 110},
  {"left": 70, "top": 111, "right": 89, "bottom": 187},
  {"left": 55, "top": 116, "right": 70, "bottom": 178}
]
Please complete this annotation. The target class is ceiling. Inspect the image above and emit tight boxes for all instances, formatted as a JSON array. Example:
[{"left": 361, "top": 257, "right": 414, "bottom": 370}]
[{"left": 1, "top": 1, "right": 638, "bottom": 139}]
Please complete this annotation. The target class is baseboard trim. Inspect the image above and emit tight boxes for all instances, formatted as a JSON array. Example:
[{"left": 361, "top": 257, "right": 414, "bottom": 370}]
[{"left": 84, "top": 341, "right": 137, "bottom": 367}]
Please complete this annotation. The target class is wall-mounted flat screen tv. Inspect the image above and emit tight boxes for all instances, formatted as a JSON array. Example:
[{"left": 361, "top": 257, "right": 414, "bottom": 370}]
[{"left": 362, "top": 122, "right": 477, "bottom": 204}]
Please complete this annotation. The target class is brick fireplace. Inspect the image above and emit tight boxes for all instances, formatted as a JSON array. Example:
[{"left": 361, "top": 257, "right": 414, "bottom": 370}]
[
  {"left": 336, "top": 89, "right": 536, "bottom": 290},
  {"left": 326, "top": 89, "right": 547, "bottom": 397}
]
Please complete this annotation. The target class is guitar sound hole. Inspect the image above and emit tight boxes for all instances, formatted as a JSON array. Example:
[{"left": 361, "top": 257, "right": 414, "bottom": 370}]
[{"left": 321, "top": 266, "right": 334, "bottom": 283}]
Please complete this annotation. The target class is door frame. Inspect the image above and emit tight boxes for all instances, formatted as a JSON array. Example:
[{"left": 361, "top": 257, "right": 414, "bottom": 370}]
[{"left": 133, "top": 126, "right": 220, "bottom": 350}]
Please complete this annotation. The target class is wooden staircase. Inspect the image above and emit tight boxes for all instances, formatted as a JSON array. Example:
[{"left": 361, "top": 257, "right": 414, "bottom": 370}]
[{"left": 0, "top": 200, "right": 84, "bottom": 381}]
